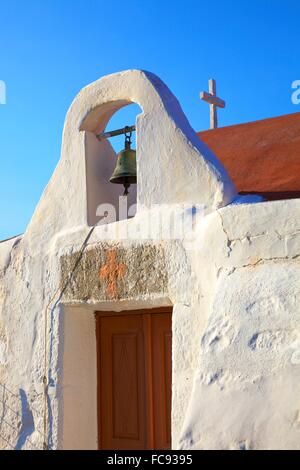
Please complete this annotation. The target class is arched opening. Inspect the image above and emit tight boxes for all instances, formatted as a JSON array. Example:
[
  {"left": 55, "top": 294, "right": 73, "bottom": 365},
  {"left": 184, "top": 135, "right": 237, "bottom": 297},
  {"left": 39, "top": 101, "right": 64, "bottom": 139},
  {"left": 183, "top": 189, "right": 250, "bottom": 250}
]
[{"left": 80, "top": 102, "right": 142, "bottom": 227}]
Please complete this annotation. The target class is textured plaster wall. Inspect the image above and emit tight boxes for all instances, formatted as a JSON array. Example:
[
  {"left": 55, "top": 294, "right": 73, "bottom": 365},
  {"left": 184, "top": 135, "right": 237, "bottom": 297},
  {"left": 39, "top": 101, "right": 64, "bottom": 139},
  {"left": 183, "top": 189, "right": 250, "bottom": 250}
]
[
  {"left": 178, "top": 199, "right": 300, "bottom": 450},
  {"left": 0, "top": 70, "right": 299, "bottom": 450},
  {"left": 60, "top": 306, "right": 97, "bottom": 450}
]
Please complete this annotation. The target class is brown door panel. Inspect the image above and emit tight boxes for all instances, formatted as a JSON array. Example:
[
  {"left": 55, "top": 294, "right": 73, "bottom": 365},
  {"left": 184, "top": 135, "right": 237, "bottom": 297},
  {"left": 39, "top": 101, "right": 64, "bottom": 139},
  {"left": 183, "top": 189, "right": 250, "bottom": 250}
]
[
  {"left": 97, "top": 309, "right": 172, "bottom": 450},
  {"left": 98, "top": 315, "right": 147, "bottom": 450}
]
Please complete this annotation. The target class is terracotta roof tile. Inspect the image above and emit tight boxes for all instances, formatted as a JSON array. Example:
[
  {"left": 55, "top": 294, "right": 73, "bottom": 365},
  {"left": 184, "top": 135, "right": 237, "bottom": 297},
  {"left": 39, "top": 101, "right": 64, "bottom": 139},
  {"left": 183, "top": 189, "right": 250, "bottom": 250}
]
[{"left": 198, "top": 112, "right": 300, "bottom": 200}]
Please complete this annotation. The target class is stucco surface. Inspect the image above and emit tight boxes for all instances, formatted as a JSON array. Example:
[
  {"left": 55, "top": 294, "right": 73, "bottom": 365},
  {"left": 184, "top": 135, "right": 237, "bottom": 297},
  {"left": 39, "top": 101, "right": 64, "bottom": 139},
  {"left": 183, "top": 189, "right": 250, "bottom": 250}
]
[
  {"left": 0, "top": 70, "right": 299, "bottom": 450},
  {"left": 61, "top": 243, "right": 168, "bottom": 303},
  {"left": 178, "top": 199, "right": 300, "bottom": 449}
]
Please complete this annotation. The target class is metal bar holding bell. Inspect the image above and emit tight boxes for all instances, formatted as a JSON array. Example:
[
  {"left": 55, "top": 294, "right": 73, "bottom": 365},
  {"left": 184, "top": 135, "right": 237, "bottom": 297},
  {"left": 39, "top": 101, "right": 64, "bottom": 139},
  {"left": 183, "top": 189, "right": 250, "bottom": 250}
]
[{"left": 96, "top": 125, "right": 136, "bottom": 141}]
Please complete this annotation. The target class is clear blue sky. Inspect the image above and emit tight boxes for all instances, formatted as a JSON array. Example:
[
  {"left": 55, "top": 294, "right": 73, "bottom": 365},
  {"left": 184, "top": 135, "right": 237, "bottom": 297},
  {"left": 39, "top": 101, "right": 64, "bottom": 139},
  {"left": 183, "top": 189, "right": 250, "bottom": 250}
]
[{"left": 0, "top": 0, "right": 299, "bottom": 240}]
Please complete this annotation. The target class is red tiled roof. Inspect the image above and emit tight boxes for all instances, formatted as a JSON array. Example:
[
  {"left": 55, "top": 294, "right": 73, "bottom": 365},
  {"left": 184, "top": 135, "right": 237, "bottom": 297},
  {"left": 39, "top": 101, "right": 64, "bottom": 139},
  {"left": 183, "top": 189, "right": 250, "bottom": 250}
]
[{"left": 198, "top": 112, "right": 300, "bottom": 200}]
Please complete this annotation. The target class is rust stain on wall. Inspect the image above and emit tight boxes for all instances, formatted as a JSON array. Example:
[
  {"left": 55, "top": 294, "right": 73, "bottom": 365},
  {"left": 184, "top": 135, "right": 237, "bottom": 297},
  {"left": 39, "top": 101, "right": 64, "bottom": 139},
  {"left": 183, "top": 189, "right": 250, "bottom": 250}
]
[
  {"left": 98, "top": 249, "right": 127, "bottom": 299},
  {"left": 60, "top": 243, "right": 168, "bottom": 302}
]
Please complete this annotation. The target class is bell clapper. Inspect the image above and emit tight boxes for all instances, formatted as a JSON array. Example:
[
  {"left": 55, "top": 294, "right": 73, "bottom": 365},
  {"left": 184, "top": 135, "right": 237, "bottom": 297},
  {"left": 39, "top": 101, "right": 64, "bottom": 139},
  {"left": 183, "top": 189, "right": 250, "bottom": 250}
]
[
  {"left": 123, "top": 175, "right": 131, "bottom": 196},
  {"left": 123, "top": 182, "right": 130, "bottom": 196}
]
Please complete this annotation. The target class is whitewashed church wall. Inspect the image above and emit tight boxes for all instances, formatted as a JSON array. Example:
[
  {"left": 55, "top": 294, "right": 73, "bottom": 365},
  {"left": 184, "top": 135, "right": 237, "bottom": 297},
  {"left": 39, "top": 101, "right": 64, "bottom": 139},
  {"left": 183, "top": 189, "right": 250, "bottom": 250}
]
[
  {"left": 1, "top": 198, "right": 299, "bottom": 449},
  {"left": 0, "top": 70, "right": 299, "bottom": 450},
  {"left": 178, "top": 198, "right": 300, "bottom": 450}
]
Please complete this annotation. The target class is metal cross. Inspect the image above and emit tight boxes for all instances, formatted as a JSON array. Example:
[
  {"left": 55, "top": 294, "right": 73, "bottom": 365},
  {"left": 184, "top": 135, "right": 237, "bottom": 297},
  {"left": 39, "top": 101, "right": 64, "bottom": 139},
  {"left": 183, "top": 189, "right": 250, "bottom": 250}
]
[{"left": 200, "top": 79, "right": 225, "bottom": 129}]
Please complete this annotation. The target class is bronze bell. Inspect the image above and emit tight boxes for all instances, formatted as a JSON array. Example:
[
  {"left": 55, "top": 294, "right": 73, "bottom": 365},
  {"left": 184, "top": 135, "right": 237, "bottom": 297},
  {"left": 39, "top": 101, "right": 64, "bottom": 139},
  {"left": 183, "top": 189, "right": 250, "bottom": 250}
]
[{"left": 110, "top": 132, "right": 137, "bottom": 195}]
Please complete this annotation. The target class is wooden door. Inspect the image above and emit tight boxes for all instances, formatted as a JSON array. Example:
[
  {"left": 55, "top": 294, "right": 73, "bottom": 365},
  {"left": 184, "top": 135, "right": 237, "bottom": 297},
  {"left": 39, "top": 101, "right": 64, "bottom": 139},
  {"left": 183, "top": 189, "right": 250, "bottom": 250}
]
[{"left": 96, "top": 308, "right": 172, "bottom": 450}]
